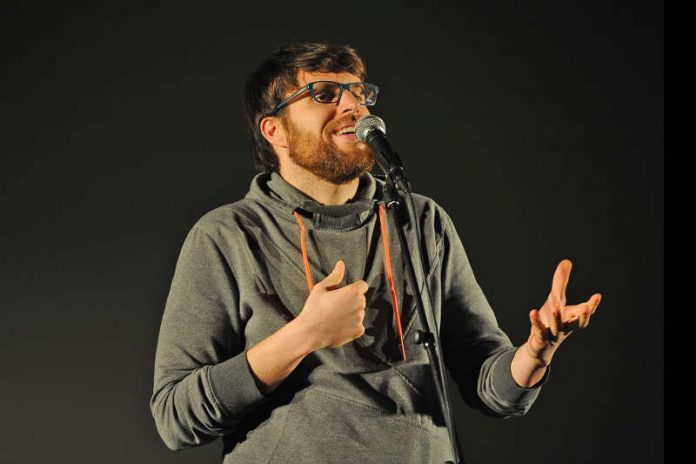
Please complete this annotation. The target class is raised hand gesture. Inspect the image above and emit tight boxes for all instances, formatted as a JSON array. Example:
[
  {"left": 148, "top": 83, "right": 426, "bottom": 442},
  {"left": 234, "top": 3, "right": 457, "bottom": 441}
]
[{"left": 525, "top": 259, "right": 602, "bottom": 366}]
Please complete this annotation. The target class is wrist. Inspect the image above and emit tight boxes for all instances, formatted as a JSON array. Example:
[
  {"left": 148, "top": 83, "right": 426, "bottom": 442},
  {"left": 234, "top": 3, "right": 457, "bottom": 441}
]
[
  {"left": 289, "top": 317, "right": 322, "bottom": 354},
  {"left": 523, "top": 340, "right": 553, "bottom": 368}
]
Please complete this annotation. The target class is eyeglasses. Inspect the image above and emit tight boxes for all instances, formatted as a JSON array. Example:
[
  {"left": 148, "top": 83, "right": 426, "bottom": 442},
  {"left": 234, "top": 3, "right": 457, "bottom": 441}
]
[{"left": 271, "top": 81, "right": 379, "bottom": 115}]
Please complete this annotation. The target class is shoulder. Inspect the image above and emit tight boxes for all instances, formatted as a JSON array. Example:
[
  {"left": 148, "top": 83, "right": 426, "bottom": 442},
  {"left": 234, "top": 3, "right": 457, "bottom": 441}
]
[
  {"left": 189, "top": 198, "right": 263, "bottom": 241},
  {"left": 407, "top": 190, "right": 456, "bottom": 240},
  {"left": 373, "top": 173, "right": 453, "bottom": 234}
]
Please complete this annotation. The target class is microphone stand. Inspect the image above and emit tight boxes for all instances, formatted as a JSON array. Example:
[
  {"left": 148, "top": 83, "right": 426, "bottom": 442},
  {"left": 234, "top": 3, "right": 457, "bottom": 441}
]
[{"left": 379, "top": 163, "right": 467, "bottom": 464}]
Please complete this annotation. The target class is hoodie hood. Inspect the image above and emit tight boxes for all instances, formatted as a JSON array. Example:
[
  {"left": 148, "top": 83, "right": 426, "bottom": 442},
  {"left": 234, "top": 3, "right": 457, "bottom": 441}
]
[{"left": 245, "top": 170, "right": 384, "bottom": 231}]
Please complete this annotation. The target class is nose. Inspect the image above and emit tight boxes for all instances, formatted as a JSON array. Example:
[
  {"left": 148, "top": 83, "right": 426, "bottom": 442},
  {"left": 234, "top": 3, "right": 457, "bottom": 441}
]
[{"left": 336, "top": 88, "right": 363, "bottom": 116}]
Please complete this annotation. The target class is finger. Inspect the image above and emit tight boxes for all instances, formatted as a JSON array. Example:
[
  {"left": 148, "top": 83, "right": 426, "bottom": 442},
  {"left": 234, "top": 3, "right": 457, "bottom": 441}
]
[
  {"left": 562, "top": 316, "right": 582, "bottom": 332},
  {"left": 550, "top": 259, "right": 572, "bottom": 306},
  {"left": 530, "top": 310, "right": 553, "bottom": 345},
  {"left": 548, "top": 308, "right": 560, "bottom": 338},
  {"left": 562, "top": 302, "right": 589, "bottom": 321},
  {"left": 353, "top": 279, "right": 369, "bottom": 294},
  {"left": 320, "top": 260, "right": 345, "bottom": 290},
  {"left": 591, "top": 293, "right": 602, "bottom": 315},
  {"left": 573, "top": 294, "right": 600, "bottom": 327},
  {"left": 578, "top": 302, "right": 592, "bottom": 328},
  {"left": 544, "top": 291, "right": 562, "bottom": 324},
  {"left": 529, "top": 309, "right": 548, "bottom": 336},
  {"left": 343, "top": 279, "right": 369, "bottom": 295},
  {"left": 555, "top": 308, "right": 564, "bottom": 336}
]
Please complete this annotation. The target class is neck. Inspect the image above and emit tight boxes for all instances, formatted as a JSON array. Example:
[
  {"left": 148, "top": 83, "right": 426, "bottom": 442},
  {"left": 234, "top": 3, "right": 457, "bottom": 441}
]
[{"left": 278, "top": 163, "right": 360, "bottom": 205}]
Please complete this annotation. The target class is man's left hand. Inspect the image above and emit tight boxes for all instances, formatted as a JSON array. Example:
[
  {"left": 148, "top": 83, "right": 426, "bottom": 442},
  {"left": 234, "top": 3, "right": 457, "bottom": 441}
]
[{"left": 525, "top": 259, "right": 602, "bottom": 366}]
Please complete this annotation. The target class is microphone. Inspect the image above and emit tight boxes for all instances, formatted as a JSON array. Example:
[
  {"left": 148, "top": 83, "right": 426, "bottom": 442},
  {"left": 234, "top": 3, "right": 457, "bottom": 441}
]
[{"left": 355, "top": 115, "right": 410, "bottom": 192}]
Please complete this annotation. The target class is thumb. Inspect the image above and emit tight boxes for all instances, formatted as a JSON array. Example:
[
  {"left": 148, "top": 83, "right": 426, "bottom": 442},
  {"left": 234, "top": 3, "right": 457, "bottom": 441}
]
[{"left": 318, "top": 260, "right": 345, "bottom": 290}]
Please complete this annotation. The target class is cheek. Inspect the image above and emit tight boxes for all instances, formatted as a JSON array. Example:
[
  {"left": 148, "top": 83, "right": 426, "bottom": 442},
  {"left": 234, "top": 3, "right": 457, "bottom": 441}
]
[
  {"left": 300, "top": 113, "right": 332, "bottom": 134},
  {"left": 291, "top": 121, "right": 323, "bottom": 141},
  {"left": 354, "top": 105, "right": 371, "bottom": 117},
  {"left": 320, "top": 119, "right": 336, "bottom": 137}
]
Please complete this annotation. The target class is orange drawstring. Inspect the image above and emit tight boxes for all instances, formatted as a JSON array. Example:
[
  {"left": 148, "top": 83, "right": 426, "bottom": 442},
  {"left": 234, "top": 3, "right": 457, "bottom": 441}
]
[
  {"left": 292, "top": 204, "right": 407, "bottom": 361},
  {"left": 293, "top": 210, "right": 315, "bottom": 292},
  {"left": 378, "top": 204, "right": 407, "bottom": 362}
]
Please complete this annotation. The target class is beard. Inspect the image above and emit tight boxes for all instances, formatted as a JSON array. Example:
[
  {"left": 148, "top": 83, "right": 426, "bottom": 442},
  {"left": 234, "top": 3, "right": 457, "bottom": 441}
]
[{"left": 282, "top": 115, "right": 375, "bottom": 184}]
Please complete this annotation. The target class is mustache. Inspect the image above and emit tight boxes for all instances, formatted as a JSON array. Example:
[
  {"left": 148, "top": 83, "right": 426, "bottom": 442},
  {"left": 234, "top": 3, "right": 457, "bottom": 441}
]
[{"left": 325, "top": 115, "right": 359, "bottom": 134}]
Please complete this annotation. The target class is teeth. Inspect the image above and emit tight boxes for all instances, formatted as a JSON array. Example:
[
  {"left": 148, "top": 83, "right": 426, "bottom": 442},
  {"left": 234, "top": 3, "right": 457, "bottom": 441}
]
[{"left": 337, "top": 127, "right": 355, "bottom": 135}]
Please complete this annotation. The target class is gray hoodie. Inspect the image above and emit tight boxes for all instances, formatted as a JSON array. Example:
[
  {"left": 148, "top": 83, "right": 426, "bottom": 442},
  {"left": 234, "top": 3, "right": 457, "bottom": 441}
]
[{"left": 150, "top": 170, "right": 549, "bottom": 463}]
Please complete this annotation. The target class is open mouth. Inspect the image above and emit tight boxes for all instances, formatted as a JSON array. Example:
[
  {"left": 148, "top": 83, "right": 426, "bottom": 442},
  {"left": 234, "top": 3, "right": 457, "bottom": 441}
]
[{"left": 334, "top": 126, "right": 357, "bottom": 138}]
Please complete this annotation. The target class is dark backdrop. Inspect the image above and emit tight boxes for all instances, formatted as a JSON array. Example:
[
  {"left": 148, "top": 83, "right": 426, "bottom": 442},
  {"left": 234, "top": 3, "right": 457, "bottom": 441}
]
[{"left": 0, "top": 2, "right": 663, "bottom": 463}]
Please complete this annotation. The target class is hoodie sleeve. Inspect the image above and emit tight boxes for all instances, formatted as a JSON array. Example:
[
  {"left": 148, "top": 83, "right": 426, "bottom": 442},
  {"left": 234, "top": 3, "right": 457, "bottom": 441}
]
[
  {"left": 150, "top": 224, "right": 269, "bottom": 450},
  {"left": 438, "top": 209, "right": 549, "bottom": 418}
]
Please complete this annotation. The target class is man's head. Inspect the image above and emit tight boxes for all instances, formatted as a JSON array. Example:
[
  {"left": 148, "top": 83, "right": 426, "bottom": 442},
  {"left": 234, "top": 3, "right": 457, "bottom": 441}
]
[{"left": 244, "top": 43, "right": 376, "bottom": 183}]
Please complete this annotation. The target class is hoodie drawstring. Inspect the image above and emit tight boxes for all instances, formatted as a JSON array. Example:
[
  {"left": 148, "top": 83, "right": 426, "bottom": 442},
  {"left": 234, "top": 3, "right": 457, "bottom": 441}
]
[{"left": 293, "top": 204, "right": 407, "bottom": 362}]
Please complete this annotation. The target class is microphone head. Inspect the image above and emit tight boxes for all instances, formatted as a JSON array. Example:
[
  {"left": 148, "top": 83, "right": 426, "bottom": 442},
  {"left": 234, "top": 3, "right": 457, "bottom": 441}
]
[{"left": 355, "top": 115, "right": 386, "bottom": 143}]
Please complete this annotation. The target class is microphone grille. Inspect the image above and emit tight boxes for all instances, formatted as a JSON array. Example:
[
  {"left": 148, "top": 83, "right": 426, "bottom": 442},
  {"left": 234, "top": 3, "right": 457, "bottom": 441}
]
[{"left": 355, "top": 115, "right": 386, "bottom": 143}]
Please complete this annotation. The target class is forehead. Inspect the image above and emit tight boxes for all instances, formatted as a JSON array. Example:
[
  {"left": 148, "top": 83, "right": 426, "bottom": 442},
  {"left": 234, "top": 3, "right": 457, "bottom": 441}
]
[{"left": 295, "top": 70, "right": 362, "bottom": 86}]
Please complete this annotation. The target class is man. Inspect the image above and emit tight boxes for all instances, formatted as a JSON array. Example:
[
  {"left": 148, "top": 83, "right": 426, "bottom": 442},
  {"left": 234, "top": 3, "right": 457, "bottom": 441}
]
[{"left": 150, "top": 43, "right": 602, "bottom": 463}]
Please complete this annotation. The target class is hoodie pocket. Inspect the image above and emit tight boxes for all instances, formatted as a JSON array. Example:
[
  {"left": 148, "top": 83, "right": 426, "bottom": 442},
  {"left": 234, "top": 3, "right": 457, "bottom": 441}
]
[{"left": 267, "top": 387, "right": 452, "bottom": 464}]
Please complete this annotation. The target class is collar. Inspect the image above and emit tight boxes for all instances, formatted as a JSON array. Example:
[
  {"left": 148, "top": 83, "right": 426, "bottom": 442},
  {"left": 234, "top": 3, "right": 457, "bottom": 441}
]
[{"left": 246, "top": 170, "right": 383, "bottom": 231}]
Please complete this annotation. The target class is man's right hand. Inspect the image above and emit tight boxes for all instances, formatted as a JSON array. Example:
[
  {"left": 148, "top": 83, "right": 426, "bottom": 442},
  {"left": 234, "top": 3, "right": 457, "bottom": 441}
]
[
  {"left": 246, "top": 260, "right": 369, "bottom": 395},
  {"left": 296, "top": 260, "right": 369, "bottom": 350}
]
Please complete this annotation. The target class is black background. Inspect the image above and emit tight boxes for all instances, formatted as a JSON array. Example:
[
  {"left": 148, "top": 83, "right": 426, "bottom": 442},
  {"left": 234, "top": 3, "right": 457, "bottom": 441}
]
[{"left": 0, "top": 2, "right": 663, "bottom": 463}]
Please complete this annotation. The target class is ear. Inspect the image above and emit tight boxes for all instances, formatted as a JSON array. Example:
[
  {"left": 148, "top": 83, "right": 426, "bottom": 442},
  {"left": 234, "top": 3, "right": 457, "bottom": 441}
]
[{"left": 260, "top": 116, "right": 288, "bottom": 149}]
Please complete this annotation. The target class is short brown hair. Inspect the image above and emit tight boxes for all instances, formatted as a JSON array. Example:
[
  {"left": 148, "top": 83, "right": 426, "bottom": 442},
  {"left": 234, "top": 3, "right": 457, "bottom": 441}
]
[{"left": 243, "top": 43, "right": 367, "bottom": 173}]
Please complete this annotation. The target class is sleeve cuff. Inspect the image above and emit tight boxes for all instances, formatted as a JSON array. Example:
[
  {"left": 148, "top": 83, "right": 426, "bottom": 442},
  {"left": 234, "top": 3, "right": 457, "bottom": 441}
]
[
  {"left": 208, "top": 351, "right": 269, "bottom": 418},
  {"left": 491, "top": 348, "right": 551, "bottom": 405}
]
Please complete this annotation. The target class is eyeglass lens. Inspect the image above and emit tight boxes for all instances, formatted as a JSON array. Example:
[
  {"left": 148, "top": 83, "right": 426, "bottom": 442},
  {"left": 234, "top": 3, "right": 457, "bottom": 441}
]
[{"left": 311, "top": 82, "right": 376, "bottom": 105}]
